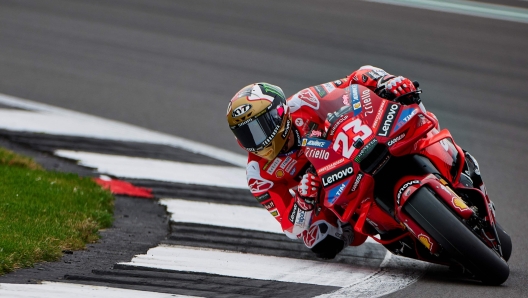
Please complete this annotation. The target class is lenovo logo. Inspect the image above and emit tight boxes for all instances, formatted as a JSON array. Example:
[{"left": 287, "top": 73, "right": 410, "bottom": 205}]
[
  {"left": 378, "top": 104, "right": 400, "bottom": 137},
  {"left": 322, "top": 166, "right": 354, "bottom": 187}
]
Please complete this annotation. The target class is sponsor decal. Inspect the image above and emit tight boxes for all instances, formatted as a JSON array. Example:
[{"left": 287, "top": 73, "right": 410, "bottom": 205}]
[
  {"left": 372, "top": 154, "right": 390, "bottom": 175},
  {"left": 248, "top": 178, "right": 273, "bottom": 193},
  {"left": 281, "top": 118, "right": 291, "bottom": 139},
  {"left": 350, "top": 85, "right": 362, "bottom": 116},
  {"left": 302, "top": 138, "right": 331, "bottom": 149},
  {"left": 295, "top": 210, "right": 307, "bottom": 227},
  {"left": 365, "top": 70, "right": 382, "bottom": 80},
  {"left": 260, "top": 83, "right": 283, "bottom": 98},
  {"left": 310, "top": 130, "right": 322, "bottom": 138},
  {"left": 255, "top": 192, "right": 271, "bottom": 203},
  {"left": 289, "top": 167, "right": 297, "bottom": 175},
  {"left": 361, "top": 89, "right": 374, "bottom": 116},
  {"left": 377, "top": 103, "right": 401, "bottom": 137},
  {"left": 270, "top": 209, "right": 280, "bottom": 217},
  {"left": 452, "top": 197, "right": 470, "bottom": 212},
  {"left": 322, "top": 82, "right": 336, "bottom": 93},
  {"left": 234, "top": 117, "right": 252, "bottom": 128},
  {"left": 314, "top": 85, "right": 327, "bottom": 98},
  {"left": 354, "top": 139, "right": 378, "bottom": 163},
  {"left": 303, "top": 224, "right": 319, "bottom": 247},
  {"left": 395, "top": 108, "right": 418, "bottom": 130},
  {"left": 289, "top": 203, "right": 299, "bottom": 223},
  {"left": 305, "top": 147, "right": 330, "bottom": 160},
  {"left": 342, "top": 93, "right": 350, "bottom": 106},
  {"left": 280, "top": 156, "right": 293, "bottom": 169},
  {"left": 285, "top": 159, "right": 298, "bottom": 173},
  {"left": 397, "top": 180, "right": 420, "bottom": 205},
  {"left": 328, "top": 182, "right": 348, "bottom": 204},
  {"left": 275, "top": 169, "right": 284, "bottom": 178},
  {"left": 263, "top": 200, "right": 276, "bottom": 211},
  {"left": 418, "top": 234, "right": 433, "bottom": 251},
  {"left": 247, "top": 161, "right": 274, "bottom": 195},
  {"left": 372, "top": 100, "right": 387, "bottom": 130},
  {"left": 333, "top": 79, "right": 344, "bottom": 87},
  {"left": 295, "top": 118, "right": 304, "bottom": 127},
  {"left": 297, "top": 89, "right": 319, "bottom": 109},
  {"left": 266, "top": 157, "right": 282, "bottom": 174},
  {"left": 317, "top": 158, "right": 346, "bottom": 174},
  {"left": 388, "top": 132, "right": 406, "bottom": 147},
  {"left": 232, "top": 104, "right": 252, "bottom": 117},
  {"left": 350, "top": 173, "right": 363, "bottom": 192},
  {"left": 329, "top": 115, "right": 349, "bottom": 137},
  {"left": 322, "top": 165, "right": 354, "bottom": 187}
]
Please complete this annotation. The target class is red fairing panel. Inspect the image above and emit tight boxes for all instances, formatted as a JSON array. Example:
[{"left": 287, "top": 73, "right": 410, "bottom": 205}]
[{"left": 420, "top": 137, "right": 459, "bottom": 182}]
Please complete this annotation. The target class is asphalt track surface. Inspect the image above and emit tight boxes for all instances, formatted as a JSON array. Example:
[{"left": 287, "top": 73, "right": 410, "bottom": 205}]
[{"left": 0, "top": 0, "right": 527, "bottom": 297}]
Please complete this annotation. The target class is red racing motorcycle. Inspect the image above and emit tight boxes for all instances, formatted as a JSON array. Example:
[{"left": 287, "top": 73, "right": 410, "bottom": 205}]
[{"left": 304, "top": 83, "right": 511, "bottom": 285}]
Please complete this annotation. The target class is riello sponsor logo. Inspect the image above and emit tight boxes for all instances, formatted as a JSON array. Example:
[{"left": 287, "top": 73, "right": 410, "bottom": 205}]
[
  {"left": 322, "top": 166, "right": 354, "bottom": 187},
  {"left": 305, "top": 147, "right": 330, "bottom": 160}
]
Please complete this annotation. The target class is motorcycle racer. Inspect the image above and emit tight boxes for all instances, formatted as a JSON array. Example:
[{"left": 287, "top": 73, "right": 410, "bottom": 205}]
[{"left": 226, "top": 66, "right": 424, "bottom": 259}]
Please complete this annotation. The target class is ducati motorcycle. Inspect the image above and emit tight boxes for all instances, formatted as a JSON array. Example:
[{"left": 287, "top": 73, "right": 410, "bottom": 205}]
[{"left": 304, "top": 83, "right": 511, "bottom": 285}]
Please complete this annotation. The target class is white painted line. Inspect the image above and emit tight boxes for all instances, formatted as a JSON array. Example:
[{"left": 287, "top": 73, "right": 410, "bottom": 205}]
[
  {"left": 54, "top": 150, "right": 248, "bottom": 189},
  {"left": 160, "top": 198, "right": 379, "bottom": 244},
  {"left": 160, "top": 198, "right": 283, "bottom": 234},
  {"left": 121, "top": 245, "right": 380, "bottom": 287},
  {"left": 0, "top": 93, "right": 246, "bottom": 167},
  {"left": 315, "top": 251, "right": 429, "bottom": 298},
  {"left": 0, "top": 281, "right": 200, "bottom": 298},
  {"left": 364, "top": 0, "right": 528, "bottom": 24}
]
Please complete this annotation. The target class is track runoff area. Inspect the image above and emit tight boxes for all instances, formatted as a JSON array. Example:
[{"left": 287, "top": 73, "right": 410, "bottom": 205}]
[{"left": 0, "top": 93, "right": 430, "bottom": 297}]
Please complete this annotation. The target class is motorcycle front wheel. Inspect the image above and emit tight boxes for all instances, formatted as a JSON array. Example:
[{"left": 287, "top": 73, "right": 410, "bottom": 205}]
[{"left": 404, "top": 186, "right": 509, "bottom": 285}]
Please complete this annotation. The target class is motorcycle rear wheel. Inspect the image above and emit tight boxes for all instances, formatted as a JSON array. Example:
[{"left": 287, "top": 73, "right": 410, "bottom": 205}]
[{"left": 404, "top": 187, "right": 509, "bottom": 285}]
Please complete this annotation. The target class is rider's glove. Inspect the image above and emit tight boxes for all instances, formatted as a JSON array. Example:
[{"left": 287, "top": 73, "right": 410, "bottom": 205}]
[
  {"left": 377, "top": 75, "right": 416, "bottom": 98},
  {"left": 295, "top": 173, "right": 321, "bottom": 211}
]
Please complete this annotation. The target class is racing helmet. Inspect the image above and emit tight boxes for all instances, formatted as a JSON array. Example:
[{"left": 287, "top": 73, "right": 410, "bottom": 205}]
[{"left": 227, "top": 83, "right": 292, "bottom": 160}]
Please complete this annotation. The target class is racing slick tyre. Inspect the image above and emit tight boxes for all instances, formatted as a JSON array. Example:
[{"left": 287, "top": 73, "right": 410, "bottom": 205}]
[
  {"left": 404, "top": 187, "right": 509, "bottom": 285},
  {"left": 496, "top": 222, "right": 512, "bottom": 262}
]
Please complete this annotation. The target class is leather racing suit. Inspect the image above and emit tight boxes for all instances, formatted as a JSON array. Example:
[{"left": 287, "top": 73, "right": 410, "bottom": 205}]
[{"left": 246, "top": 65, "right": 399, "bottom": 258}]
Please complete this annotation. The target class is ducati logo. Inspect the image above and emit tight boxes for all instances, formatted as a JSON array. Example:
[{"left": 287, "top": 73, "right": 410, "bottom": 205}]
[{"left": 232, "top": 104, "right": 252, "bottom": 117}]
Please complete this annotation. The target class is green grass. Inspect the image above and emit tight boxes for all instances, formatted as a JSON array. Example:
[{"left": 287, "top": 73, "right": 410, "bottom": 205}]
[{"left": 0, "top": 147, "right": 114, "bottom": 275}]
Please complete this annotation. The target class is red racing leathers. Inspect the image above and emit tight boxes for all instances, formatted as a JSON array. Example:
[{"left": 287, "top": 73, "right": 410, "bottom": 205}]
[{"left": 246, "top": 66, "right": 404, "bottom": 257}]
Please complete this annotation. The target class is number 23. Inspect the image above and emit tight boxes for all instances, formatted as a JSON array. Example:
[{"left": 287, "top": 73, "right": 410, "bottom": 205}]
[{"left": 333, "top": 119, "right": 372, "bottom": 159}]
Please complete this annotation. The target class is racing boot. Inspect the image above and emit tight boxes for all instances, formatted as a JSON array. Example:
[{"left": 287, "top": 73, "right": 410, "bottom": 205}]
[{"left": 308, "top": 220, "right": 354, "bottom": 260}]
